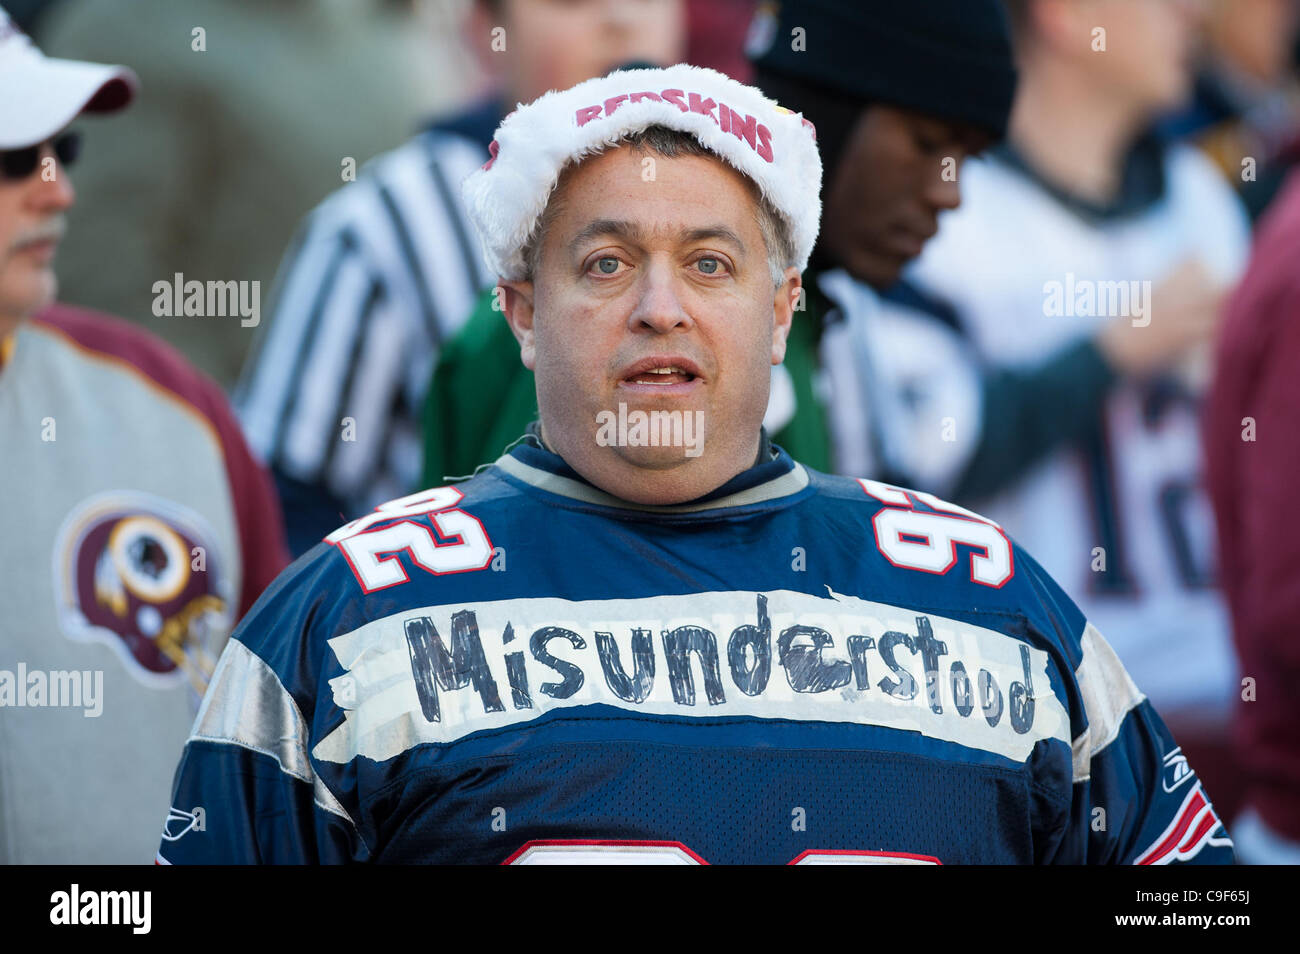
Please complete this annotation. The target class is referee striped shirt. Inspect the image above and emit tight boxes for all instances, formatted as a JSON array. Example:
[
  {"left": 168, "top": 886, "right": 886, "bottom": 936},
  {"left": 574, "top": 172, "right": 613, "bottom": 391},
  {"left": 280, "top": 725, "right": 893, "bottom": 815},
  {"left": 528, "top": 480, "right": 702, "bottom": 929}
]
[{"left": 237, "top": 112, "right": 496, "bottom": 538}]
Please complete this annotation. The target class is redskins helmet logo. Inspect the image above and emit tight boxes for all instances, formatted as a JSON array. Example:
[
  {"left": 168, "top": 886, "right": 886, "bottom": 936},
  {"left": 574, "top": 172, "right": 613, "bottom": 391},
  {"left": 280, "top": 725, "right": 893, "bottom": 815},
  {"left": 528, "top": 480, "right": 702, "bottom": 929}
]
[{"left": 53, "top": 491, "right": 234, "bottom": 697}]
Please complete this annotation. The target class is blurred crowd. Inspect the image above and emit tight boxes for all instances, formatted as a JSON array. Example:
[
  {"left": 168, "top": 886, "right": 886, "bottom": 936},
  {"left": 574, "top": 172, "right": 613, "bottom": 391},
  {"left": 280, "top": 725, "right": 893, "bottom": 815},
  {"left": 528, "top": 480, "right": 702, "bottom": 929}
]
[{"left": 4, "top": 0, "right": 1300, "bottom": 863}]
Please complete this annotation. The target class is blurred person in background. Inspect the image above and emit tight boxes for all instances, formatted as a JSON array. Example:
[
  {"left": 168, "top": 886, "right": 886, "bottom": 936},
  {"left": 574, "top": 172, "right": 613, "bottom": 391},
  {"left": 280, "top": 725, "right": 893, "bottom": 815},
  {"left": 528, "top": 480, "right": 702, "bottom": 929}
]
[
  {"left": 898, "top": 0, "right": 1250, "bottom": 819},
  {"left": 237, "top": 0, "right": 686, "bottom": 556},
  {"left": 37, "top": 0, "right": 441, "bottom": 385},
  {"left": 1204, "top": 167, "right": 1300, "bottom": 863},
  {"left": 684, "top": 0, "right": 755, "bottom": 83},
  {"left": 1162, "top": 0, "right": 1300, "bottom": 222},
  {"left": 0, "top": 9, "right": 288, "bottom": 862}
]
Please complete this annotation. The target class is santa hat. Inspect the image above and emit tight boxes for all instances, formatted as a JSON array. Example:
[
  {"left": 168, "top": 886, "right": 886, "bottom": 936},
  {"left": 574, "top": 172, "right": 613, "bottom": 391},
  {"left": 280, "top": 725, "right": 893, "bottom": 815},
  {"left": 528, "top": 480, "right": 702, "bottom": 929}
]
[{"left": 463, "top": 64, "right": 822, "bottom": 282}]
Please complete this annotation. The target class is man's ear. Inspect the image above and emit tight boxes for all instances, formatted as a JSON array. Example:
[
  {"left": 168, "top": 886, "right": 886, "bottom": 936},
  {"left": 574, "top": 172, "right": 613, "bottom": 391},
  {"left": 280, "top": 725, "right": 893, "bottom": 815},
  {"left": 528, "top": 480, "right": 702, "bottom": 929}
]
[
  {"left": 499, "top": 279, "right": 537, "bottom": 370},
  {"left": 771, "top": 267, "right": 801, "bottom": 365}
]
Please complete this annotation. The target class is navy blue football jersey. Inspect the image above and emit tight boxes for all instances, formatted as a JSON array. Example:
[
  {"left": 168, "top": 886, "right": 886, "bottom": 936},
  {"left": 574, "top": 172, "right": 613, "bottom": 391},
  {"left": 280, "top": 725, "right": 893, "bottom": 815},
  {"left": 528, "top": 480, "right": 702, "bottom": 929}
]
[{"left": 157, "top": 437, "right": 1232, "bottom": 864}]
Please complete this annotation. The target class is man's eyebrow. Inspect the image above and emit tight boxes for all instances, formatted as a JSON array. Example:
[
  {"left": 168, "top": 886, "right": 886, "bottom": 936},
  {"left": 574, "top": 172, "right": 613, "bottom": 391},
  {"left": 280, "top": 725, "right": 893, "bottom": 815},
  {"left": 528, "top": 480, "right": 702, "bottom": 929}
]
[
  {"left": 681, "top": 226, "right": 747, "bottom": 251},
  {"left": 568, "top": 220, "right": 748, "bottom": 253},
  {"left": 569, "top": 219, "right": 644, "bottom": 252}
]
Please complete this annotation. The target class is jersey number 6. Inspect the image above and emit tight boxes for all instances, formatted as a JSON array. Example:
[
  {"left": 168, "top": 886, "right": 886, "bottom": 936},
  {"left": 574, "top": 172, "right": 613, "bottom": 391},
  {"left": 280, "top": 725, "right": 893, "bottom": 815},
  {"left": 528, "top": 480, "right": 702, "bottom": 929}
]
[{"left": 859, "top": 479, "right": 1014, "bottom": 588}]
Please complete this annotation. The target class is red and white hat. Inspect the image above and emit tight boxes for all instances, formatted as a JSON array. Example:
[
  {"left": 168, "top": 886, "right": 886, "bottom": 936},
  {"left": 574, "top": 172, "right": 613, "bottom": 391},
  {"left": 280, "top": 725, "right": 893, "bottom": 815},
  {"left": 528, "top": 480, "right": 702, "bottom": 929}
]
[
  {"left": 0, "top": 5, "right": 137, "bottom": 149},
  {"left": 463, "top": 63, "right": 822, "bottom": 281}
]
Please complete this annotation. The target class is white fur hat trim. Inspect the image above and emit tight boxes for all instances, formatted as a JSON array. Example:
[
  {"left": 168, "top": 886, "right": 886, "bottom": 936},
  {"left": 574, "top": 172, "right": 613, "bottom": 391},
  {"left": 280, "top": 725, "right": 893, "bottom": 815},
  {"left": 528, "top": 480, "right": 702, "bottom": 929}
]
[{"left": 462, "top": 63, "right": 822, "bottom": 281}]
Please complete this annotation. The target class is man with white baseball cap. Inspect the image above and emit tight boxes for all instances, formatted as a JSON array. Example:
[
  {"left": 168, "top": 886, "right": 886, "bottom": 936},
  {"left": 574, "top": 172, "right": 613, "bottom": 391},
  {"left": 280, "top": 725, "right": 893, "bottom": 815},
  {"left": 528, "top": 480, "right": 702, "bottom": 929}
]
[
  {"left": 0, "top": 6, "right": 288, "bottom": 863},
  {"left": 0, "top": 3, "right": 134, "bottom": 337},
  {"left": 161, "top": 65, "right": 1228, "bottom": 865}
]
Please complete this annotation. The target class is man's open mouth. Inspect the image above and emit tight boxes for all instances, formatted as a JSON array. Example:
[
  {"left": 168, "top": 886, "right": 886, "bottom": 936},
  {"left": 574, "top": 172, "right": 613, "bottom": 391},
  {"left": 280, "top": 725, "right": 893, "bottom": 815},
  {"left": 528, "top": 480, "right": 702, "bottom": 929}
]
[
  {"left": 626, "top": 366, "right": 696, "bottom": 386},
  {"left": 619, "top": 356, "right": 704, "bottom": 387}
]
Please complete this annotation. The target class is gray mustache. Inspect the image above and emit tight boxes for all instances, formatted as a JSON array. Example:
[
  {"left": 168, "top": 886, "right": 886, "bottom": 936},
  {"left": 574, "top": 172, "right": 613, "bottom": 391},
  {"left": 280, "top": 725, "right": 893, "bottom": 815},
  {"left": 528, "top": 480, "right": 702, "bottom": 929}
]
[{"left": 11, "top": 217, "right": 65, "bottom": 251}]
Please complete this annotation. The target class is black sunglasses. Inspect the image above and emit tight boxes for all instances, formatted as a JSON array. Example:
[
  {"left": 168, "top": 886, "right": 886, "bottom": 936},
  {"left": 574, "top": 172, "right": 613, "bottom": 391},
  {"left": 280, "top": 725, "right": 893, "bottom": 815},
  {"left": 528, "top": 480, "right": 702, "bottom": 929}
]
[{"left": 0, "top": 131, "right": 82, "bottom": 181}]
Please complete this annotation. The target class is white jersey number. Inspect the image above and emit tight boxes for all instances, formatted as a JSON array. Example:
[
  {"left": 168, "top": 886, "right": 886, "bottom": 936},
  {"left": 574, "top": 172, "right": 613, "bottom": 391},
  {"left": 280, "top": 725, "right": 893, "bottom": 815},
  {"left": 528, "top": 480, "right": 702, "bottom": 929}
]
[
  {"left": 859, "top": 479, "right": 1014, "bottom": 588},
  {"left": 327, "top": 487, "right": 494, "bottom": 593}
]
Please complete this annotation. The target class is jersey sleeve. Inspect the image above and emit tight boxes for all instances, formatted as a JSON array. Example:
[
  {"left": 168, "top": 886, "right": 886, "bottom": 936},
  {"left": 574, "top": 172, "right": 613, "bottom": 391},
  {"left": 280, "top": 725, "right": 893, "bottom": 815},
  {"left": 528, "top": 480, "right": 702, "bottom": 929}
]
[
  {"left": 156, "top": 559, "right": 369, "bottom": 864},
  {"left": 814, "top": 270, "right": 1119, "bottom": 502},
  {"left": 1016, "top": 552, "right": 1235, "bottom": 864},
  {"left": 950, "top": 339, "right": 1117, "bottom": 501},
  {"left": 1052, "top": 623, "right": 1233, "bottom": 864}
]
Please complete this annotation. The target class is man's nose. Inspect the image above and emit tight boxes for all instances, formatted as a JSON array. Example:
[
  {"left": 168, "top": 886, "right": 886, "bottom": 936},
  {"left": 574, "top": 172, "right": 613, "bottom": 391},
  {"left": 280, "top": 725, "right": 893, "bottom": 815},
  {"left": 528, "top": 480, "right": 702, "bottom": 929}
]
[
  {"left": 627, "top": 261, "right": 692, "bottom": 333},
  {"left": 600, "top": 0, "right": 639, "bottom": 35},
  {"left": 923, "top": 157, "right": 962, "bottom": 213},
  {"left": 27, "top": 158, "right": 76, "bottom": 212}
]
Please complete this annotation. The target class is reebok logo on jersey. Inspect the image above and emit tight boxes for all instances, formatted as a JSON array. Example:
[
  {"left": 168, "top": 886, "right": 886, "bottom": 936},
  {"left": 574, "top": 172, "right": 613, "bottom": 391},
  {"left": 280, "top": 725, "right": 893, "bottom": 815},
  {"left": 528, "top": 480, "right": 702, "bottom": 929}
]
[
  {"left": 160, "top": 805, "right": 206, "bottom": 842},
  {"left": 313, "top": 588, "right": 1070, "bottom": 765},
  {"left": 1161, "top": 746, "right": 1195, "bottom": 793}
]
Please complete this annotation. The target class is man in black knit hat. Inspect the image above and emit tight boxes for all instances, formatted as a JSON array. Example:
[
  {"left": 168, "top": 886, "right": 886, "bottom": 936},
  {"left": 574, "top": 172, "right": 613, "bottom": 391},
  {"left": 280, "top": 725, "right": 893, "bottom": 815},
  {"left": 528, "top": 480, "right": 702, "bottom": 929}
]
[{"left": 746, "top": 0, "right": 1019, "bottom": 486}]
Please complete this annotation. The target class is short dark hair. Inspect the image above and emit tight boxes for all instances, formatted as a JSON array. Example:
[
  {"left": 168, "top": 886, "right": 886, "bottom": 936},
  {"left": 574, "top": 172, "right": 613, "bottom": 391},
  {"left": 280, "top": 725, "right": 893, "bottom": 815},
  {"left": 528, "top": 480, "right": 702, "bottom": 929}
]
[{"left": 521, "top": 124, "right": 794, "bottom": 284}]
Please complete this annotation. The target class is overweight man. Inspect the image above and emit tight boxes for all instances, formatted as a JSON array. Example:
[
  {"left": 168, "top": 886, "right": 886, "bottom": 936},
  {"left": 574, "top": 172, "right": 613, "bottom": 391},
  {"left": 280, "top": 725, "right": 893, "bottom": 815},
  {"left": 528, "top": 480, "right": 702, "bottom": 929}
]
[{"left": 159, "top": 65, "right": 1230, "bottom": 865}]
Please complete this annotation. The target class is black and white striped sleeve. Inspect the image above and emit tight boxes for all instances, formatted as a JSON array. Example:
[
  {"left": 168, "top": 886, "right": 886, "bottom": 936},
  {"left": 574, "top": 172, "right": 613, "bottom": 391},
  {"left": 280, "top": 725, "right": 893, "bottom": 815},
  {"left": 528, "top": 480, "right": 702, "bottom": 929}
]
[{"left": 236, "top": 132, "right": 494, "bottom": 530}]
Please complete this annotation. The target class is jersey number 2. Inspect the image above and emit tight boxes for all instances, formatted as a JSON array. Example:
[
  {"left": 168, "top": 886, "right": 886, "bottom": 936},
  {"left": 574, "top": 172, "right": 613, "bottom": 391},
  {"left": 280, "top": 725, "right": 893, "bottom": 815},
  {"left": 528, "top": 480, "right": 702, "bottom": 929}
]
[{"left": 326, "top": 487, "right": 494, "bottom": 593}]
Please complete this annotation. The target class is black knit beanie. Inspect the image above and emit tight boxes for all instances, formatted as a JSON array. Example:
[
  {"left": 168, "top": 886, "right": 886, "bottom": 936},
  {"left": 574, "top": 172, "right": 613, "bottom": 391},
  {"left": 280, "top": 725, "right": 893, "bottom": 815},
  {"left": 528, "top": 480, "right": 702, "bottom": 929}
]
[{"left": 748, "top": 0, "right": 1018, "bottom": 142}]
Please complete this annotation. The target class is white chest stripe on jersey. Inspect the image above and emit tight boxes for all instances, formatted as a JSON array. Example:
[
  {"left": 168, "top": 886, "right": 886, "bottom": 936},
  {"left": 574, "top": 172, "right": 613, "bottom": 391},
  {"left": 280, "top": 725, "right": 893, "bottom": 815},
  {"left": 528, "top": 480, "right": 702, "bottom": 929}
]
[{"left": 311, "top": 588, "right": 1071, "bottom": 765}]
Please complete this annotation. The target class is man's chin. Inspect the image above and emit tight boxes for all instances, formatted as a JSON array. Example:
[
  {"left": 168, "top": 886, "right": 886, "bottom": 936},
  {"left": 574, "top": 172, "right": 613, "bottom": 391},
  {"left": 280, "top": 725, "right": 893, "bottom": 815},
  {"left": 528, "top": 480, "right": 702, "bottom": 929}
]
[
  {"left": 0, "top": 275, "right": 56, "bottom": 321},
  {"left": 590, "top": 400, "right": 710, "bottom": 461},
  {"left": 589, "top": 449, "right": 711, "bottom": 506},
  {"left": 856, "top": 251, "right": 907, "bottom": 291},
  {"left": 610, "top": 443, "right": 705, "bottom": 472}
]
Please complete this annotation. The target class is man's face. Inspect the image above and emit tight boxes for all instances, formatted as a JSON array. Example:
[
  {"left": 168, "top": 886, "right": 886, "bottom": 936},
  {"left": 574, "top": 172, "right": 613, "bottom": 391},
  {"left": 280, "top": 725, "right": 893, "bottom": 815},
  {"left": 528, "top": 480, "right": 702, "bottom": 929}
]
[
  {"left": 501, "top": 146, "right": 799, "bottom": 504},
  {"left": 499, "top": 0, "right": 686, "bottom": 102},
  {"left": 1073, "top": 0, "right": 1204, "bottom": 112},
  {"left": 820, "top": 104, "right": 991, "bottom": 289},
  {"left": 0, "top": 138, "right": 75, "bottom": 322}
]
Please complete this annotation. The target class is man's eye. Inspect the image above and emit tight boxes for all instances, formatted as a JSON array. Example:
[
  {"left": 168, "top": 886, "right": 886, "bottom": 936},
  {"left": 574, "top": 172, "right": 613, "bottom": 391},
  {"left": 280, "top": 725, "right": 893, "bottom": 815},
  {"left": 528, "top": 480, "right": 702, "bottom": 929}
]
[
  {"left": 696, "top": 257, "right": 722, "bottom": 275},
  {"left": 913, "top": 126, "right": 947, "bottom": 155},
  {"left": 593, "top": 257, "right": 621, "bottom": 275}
]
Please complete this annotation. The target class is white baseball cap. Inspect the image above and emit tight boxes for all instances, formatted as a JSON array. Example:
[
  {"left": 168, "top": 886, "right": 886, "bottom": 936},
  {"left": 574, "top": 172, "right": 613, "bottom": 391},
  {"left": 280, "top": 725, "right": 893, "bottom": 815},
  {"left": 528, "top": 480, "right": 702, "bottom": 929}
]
[{"left": 0, "top": 5, "right": 137, "bottom": 149}]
